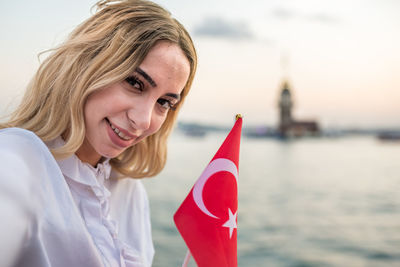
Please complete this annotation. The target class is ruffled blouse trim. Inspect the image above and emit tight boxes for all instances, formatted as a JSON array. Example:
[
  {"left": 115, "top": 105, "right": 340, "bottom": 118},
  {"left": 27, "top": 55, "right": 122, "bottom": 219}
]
[{"left": 49, "top": 137, "right": 144, "bottom": 267}]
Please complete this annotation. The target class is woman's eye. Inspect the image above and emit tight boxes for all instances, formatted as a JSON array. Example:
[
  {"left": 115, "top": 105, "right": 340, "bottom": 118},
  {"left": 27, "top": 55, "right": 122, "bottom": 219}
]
[
  {"left": 157, "top": 98, "right": 175, "bottom": 111},
  {"left": 125, "top": 76, "right": 143, "bottom": 91}
]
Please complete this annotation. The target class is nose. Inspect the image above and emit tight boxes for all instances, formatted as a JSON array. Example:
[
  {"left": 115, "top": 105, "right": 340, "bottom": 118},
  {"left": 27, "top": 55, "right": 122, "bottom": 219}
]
[{"left": 127, "top": 101, "right": 153, "bottom": 131}]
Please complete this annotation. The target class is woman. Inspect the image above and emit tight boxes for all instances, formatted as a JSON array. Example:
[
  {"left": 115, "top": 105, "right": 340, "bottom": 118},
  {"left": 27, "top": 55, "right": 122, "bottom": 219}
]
[{"left": 0, "top": 0, "right": 197, "bottom": 266}]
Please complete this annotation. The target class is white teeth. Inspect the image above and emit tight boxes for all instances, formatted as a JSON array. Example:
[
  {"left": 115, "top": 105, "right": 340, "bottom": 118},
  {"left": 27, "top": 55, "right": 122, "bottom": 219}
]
[
  {"left": 108, "top": 120, "right": 132, "bottom": 141},
  {"left": 117, "top": 131, "right": 126, "bottom": 139}
]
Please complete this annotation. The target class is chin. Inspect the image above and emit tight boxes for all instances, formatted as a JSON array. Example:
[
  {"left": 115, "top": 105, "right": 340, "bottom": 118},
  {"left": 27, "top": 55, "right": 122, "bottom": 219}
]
[
  {"left": 99, "top": 139, "right": 140, "bottom": 159},
  {"left": 98, "top": 148, "right": 125, "bottom": 159}
]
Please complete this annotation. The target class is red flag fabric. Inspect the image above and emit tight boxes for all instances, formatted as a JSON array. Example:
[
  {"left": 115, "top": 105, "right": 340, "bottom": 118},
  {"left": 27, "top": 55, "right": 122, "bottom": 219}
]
[{"left": 174, "top": 116, "right": 243, "bottom": 267}]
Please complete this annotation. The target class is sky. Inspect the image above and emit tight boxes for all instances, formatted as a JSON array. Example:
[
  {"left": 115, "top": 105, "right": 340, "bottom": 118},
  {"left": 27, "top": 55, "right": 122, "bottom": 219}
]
[{"left": 0, "top": 0, "right": 399, "bottom": 129}]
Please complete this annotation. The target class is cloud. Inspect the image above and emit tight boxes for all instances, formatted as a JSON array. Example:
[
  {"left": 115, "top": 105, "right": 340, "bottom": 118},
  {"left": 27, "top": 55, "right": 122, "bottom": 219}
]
[
  {"left": 306, "top": 13, "right": 339, "bottom": 24},
  {"left": 271, "top": 8, "right": 339, "bottom": 25},
  {"left": 271, "top": 7, "right": 296, "bottom": 20},
  {"left": 192, "top": 17, "right": 254, "bottom": 40}
]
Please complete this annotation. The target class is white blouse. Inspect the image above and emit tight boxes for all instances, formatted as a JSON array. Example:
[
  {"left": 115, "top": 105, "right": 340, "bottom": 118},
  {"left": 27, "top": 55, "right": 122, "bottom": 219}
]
[{"left": 0, "top": 128, "right": 154, "bottom": 267}]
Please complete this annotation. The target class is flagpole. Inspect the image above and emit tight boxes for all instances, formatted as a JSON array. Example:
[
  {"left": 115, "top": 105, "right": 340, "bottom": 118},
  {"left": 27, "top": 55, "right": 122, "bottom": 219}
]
[{"left": 181, "top": 249, "right": 191, "bottom": 267}]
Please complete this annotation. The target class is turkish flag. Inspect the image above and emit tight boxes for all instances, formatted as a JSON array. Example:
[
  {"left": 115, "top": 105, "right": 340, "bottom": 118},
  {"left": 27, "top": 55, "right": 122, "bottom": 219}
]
[{"left": 174, "top": 116, "right": 242, "bottom": 267}]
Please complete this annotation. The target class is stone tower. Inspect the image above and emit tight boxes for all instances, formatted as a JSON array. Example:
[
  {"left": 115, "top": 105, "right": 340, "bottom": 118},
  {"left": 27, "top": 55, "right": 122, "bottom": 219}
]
[{"left": 279, "top": 81, "right": 293, "bottom": 134}]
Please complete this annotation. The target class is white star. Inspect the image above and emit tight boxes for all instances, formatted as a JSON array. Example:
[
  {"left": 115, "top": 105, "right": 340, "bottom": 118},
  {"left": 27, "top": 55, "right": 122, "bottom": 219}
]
[{"left": 222, "top": 208, "right": 237, "bottom": 239}]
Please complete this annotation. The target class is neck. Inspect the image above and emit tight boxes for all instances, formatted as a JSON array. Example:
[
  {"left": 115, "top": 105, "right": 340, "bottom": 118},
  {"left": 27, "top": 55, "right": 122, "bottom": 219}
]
[{"left": 75, "top": 138, "right": 102, "bottom": 167}]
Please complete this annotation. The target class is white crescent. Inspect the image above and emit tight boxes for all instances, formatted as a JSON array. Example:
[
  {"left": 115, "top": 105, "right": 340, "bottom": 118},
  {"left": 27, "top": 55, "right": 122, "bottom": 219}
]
[{"left": 192, "top": 158, "right": 238, "bottom": 219}]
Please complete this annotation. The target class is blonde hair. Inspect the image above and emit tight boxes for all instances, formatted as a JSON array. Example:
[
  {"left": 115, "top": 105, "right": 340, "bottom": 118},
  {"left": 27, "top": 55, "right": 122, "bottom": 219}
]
[{"left": 0, "top": 0, "right": 197, "bottom": 178}]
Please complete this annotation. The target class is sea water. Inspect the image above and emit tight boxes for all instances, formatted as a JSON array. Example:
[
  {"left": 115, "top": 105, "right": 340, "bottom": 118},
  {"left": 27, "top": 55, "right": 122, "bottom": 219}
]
[{"left": 144, "top": 131, "right": 400, "bottom": 267}]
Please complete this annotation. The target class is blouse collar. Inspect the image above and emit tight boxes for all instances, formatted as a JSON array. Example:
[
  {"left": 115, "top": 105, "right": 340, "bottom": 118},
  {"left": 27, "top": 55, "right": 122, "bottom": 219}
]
[{"left": 47, "top": 137, "right": 112, "bottom": 188}]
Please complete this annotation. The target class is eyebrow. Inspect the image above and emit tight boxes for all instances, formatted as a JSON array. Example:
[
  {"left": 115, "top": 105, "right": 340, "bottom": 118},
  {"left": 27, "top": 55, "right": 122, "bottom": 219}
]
[
  {"left": 136, "top": 67, "right": 157, "bottom": 87},
  {"left": 136, "top": 67, "right": 181, "bottom": 101},
  {"left": 166, "top": 93, "right": 181, "bottom": 101}
]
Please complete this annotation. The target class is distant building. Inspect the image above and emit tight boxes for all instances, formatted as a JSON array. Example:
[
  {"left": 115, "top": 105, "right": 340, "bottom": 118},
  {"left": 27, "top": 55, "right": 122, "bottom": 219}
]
[{"left": 278, "top": 80, "right": 320, "bottom": 137}]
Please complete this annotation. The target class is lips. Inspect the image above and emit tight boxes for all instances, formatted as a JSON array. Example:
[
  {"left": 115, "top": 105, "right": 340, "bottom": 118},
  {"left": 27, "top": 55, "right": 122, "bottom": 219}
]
[
  {"left": 105, "top": 118, "right": 137, "bottom": 147},
  {"left": 107, "top": 121, "right": 132, "bottom": 141}
]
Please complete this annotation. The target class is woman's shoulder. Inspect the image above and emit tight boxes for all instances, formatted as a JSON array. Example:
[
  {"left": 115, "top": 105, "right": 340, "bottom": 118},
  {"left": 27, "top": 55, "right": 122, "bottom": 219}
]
[
  {"left": 0, "top": 127, "right": 41, "bottom": 140},
  {"left": 0, "top": 127, "right": 48, "bottom": 152},
  {"left": 0, "top": 127, "right": 57, "bottom": 173}
]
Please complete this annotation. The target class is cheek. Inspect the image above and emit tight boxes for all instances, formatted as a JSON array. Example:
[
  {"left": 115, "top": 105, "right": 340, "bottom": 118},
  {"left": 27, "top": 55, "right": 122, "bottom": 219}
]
[
  {"left": 84, "top": 103, "right": 104, "bottom": 131},
  {"left": 148, "top": 114, "right": 168, "bottom": 135},
  {"left": 83, "top": 99, "right": 96, "bottom": 127},
  {"left": 84, "top": 92, "right": 108, "bottom": 121}
]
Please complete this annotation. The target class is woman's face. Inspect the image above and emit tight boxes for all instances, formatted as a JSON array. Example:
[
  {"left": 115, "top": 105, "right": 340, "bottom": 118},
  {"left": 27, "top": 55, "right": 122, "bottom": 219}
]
[{"left": 77, "top": 41, "right": 190, "bottom": 166}]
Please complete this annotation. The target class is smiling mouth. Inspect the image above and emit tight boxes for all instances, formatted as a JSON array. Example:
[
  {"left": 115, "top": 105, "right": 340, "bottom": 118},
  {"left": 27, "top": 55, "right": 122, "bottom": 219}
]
[{"left": 105, "top": 118, "right": 134, "bottom": 141}]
